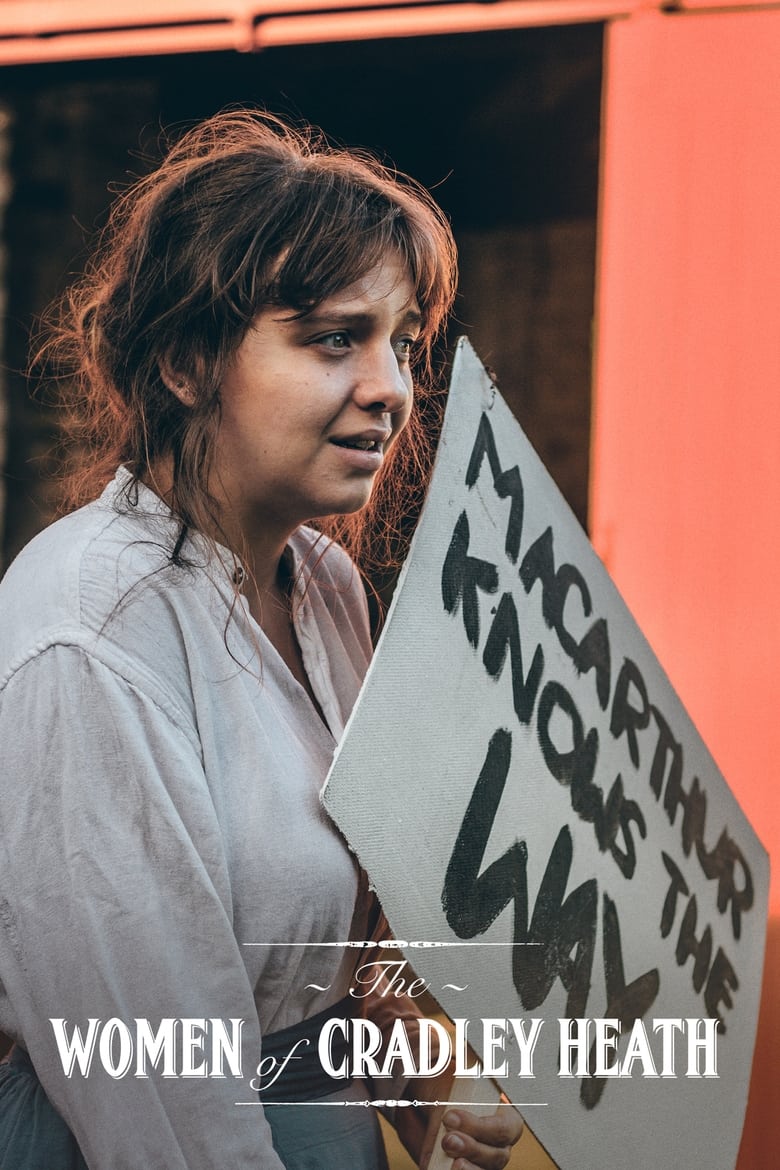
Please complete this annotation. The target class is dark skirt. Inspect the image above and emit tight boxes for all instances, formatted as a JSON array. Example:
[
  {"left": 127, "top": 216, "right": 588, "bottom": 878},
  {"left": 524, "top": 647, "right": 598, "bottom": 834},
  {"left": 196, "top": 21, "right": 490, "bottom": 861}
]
[{"left": 0, "top": 1046, "right": 389, "bottom": 1170}]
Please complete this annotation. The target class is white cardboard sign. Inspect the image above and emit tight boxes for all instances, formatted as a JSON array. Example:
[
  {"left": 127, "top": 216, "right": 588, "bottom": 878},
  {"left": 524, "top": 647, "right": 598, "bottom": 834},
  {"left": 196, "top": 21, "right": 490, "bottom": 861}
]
[{"left": 323, "top": 339, "right": 768, "bottom": 1170}]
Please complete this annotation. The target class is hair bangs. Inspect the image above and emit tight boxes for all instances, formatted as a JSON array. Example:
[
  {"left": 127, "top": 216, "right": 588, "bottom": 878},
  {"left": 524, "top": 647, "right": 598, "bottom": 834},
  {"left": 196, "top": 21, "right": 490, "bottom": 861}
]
[{"left": 246, "top": 160, "right": 455, "bottom": 347}]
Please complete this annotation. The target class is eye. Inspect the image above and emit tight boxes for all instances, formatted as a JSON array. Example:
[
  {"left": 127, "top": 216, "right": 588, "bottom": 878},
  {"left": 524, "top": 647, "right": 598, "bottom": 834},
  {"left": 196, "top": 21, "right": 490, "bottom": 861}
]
[
  {"left": 317, "top": 331, "right": 351, "bottom": 350},
  {"left": 394, "top": 336, "right": 418, "bottom": 362}
]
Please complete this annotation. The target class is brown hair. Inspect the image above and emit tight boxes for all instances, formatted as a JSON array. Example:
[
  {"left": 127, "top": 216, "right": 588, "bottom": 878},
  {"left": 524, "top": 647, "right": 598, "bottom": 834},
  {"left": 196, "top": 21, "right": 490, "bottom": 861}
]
[{"left": 41, "top": 109, "right": 457, "bottom": 580}]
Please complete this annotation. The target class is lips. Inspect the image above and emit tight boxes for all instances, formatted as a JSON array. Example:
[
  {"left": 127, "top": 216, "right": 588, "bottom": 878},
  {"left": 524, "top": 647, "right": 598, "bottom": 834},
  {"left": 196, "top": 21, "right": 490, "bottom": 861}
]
[{"left": 329, "top": 430, "right": 390, "bottom": 453}]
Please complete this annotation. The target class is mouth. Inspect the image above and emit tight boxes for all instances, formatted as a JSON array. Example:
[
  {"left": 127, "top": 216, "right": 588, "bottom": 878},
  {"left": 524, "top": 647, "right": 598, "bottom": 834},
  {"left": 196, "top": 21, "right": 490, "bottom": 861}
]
[
  {"left": 329, "top": 437, "right": 384, "bottom": 453},
  {"left": 329, "top": 432, "right": 390, "bottom": 453},
  {"left": 328, "top": 431, "right": 390, "bottom": 473}
]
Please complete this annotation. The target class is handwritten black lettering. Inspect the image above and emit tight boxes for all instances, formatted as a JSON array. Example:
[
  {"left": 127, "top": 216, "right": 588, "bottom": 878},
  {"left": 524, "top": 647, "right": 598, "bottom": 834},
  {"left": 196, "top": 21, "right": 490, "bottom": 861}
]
[
  {"left": 465, "top": 411, "right": 525, "bottom": 564},
  {"left": 676, "top": 895, "right": 713, "bottom": 994},
  {"left": 602, "top": 774, "right": 647, "bottom": 881},
  {"left": 660, "top": 852, "right": 690, "bottom": 938},
  {"left": 660, "top": 852, "right": 739, "bottom": 1030},
  {"left": 442, "top": 729, "right": 597, "bottom": 1020},
  {"left": 520, "top": 527, "right": 611, "bottom": 711},
  {"left": 652, "top": 708, "right": 753, "bottom": 940},
  {"left": 482, "top": 592, "right": 544, "bottom": 726},
  {"left": 704, "top": 948, "right": 739, "bottom": 1030},
  {"left": 438, "top": 410, "right": 755, "bottom": 1050},
  {"left": 441, "top": 511, "right": 499, "bottom": 649},
  {"left": 610, "top": 658, "right": 651, "bottom": 768},
  {"left": 581, "top": 894, "right": 659, "bottom": 1109}
]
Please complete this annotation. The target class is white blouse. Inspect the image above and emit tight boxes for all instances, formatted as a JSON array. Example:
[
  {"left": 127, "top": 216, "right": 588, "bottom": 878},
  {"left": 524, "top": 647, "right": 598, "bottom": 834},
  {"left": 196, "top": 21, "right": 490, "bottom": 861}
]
[{"left": 0, "top": 468, "right": 381, "bottom": 1168}]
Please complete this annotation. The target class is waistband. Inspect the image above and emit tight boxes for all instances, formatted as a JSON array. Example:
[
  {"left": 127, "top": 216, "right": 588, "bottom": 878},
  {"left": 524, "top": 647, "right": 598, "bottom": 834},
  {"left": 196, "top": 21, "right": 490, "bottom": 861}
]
[{"left": 260, "top": 994, "right": 356, "bottom": 1102}]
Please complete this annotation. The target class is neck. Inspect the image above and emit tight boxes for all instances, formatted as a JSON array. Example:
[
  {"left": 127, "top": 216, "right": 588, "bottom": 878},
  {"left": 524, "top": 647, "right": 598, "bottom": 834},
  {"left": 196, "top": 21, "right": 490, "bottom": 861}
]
[
  {"left": 143, "top": 460, "right": 323, "bottom": 709},
  {"left": 144, "top": 458, "right": 296, "bottom": 597},
  {"left": 215, "top": 502, "right": 294, "bottom": 598}
]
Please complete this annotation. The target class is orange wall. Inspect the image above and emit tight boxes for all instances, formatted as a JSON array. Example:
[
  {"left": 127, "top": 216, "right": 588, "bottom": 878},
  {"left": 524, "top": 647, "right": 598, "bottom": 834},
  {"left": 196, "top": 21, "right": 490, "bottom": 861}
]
[{"left": 592, "top": 7, "right": 780, "bottom": 1162}]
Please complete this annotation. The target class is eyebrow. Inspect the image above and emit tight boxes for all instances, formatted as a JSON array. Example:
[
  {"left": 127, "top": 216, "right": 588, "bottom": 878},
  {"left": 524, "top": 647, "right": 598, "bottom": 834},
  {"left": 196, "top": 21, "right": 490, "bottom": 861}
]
[{"left": 283, "top": 307, "right": 424, "bottom": 331}]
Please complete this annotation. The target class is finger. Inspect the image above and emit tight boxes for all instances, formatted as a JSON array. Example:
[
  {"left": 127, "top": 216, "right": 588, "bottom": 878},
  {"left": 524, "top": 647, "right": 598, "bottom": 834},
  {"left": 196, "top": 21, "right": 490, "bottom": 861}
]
[
  {"left": 443, "top": 1107, "right": 524, "bottom": 1147},
  {"left": 440, "top": 1128, "right": 511, "bottom": 1170}
]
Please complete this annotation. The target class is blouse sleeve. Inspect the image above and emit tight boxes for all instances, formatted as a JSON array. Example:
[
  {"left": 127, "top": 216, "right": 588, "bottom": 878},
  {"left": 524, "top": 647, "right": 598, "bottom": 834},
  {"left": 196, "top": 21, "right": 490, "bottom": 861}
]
[{"left": 0, "top": 642, "right": 284, "bottom": 1170}]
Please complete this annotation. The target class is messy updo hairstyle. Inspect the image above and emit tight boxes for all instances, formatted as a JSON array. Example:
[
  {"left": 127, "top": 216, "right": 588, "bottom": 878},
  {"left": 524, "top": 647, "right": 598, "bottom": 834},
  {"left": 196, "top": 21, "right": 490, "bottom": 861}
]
[{"left": 40, "top": 109, "right": 457, "bottom": 581}]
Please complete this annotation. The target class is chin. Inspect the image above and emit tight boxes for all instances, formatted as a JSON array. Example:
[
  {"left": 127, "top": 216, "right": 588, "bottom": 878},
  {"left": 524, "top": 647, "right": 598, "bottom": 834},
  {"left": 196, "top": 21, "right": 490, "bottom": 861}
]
[
  {"left": 324, "top": 486, "right": 377, "bottom": 517},
  {"left": 326, "top": 500, "right": 372, "bottom": 520}
]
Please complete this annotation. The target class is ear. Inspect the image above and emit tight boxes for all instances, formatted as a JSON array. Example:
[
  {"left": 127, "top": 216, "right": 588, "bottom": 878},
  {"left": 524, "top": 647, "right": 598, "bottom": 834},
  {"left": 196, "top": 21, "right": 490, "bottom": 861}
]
[{"left": 158, "top": 355, "right": 195, "bottom": 406}]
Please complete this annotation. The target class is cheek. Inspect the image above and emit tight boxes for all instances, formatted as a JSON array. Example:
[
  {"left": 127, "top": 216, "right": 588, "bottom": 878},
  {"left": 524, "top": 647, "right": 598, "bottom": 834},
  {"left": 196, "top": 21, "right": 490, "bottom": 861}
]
[
  {"left": 394, "top": 372, "right": 415, "bottom": 429},
  {"left": 385, "top": 403, "right": 415, "bottom": 461},
  {"left": 398, "top": 394, "right": 415, "bottom": 436}
]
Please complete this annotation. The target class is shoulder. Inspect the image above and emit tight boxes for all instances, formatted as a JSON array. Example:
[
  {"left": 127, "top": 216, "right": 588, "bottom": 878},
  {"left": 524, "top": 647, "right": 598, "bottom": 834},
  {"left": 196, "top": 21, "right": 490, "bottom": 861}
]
[
  {"left": 0, "top": 493, "right": 131, "bottom": 671},
  {"left": 0, "top": 474, "right": 223, "bottom": 712}
]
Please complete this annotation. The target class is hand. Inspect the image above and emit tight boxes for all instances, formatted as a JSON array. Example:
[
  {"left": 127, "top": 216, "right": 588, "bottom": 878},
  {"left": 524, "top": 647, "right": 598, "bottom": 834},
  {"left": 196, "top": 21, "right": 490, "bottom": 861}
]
[{"left": 421, "top": 1102, "right": 523, "bottom": 1170}]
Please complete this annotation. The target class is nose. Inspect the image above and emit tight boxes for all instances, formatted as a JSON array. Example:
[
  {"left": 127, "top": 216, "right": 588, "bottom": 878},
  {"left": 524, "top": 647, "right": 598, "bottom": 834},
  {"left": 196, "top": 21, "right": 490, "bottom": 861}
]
[{"left": 353, "top": 342, "right": 412, "bottom": 416}]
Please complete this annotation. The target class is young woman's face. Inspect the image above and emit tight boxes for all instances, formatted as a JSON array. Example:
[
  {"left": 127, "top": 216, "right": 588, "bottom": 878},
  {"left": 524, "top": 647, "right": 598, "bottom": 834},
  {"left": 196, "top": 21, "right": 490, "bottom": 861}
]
[{"left": 211, "top": 253, "right": 420, "bottom": 539}]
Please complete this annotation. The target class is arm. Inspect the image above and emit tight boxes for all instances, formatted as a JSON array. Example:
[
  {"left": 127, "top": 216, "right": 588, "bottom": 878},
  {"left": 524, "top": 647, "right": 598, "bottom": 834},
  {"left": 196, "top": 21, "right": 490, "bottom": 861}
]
[{"left": 0, "top": 644, "right": 283, "bottom": 1170}]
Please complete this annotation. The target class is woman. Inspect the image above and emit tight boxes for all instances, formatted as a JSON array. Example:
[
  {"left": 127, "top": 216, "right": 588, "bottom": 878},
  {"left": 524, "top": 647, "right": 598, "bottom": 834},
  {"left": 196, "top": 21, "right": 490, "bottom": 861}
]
[{"left": 0, "top": 111, "right": 522, "bottom": 1169}]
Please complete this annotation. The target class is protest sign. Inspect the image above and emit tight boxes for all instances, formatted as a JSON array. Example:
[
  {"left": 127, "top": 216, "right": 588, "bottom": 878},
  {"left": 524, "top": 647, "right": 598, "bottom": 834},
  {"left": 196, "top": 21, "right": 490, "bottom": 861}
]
[{"left": 322, "top": 339, "right": 769, "bottom": 1169}]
